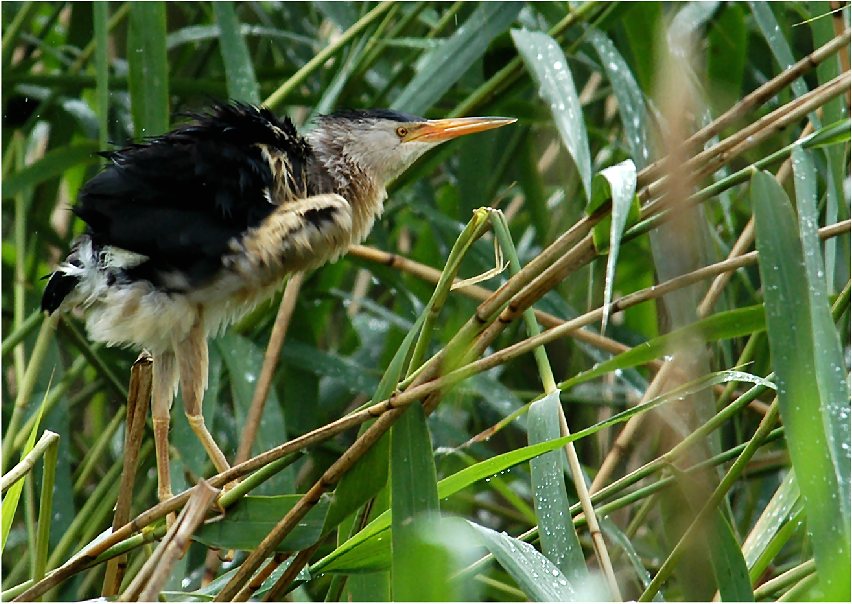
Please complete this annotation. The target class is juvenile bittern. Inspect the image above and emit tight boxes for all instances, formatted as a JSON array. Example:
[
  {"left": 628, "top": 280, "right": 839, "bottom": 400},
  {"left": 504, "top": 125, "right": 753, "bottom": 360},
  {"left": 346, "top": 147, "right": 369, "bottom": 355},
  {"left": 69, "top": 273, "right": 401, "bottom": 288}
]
[{"left": 42, "top": 102, "right": 515, "bottom": 504}]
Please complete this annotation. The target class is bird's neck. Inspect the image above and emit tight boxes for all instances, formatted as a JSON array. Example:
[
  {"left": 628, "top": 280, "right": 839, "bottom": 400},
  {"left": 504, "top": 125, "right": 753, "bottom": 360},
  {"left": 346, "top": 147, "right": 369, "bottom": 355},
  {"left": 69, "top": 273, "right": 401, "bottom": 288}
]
[{"left": 307, "top": 136, "right": 387, "bottom": 245}]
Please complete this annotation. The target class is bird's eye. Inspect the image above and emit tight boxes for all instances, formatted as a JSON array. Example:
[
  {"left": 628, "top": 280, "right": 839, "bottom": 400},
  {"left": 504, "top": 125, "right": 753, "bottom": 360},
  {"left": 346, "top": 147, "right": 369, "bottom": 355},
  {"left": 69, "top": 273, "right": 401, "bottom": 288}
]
[{"left": 395, "top": 126, "right": 408, "bottom": 138}]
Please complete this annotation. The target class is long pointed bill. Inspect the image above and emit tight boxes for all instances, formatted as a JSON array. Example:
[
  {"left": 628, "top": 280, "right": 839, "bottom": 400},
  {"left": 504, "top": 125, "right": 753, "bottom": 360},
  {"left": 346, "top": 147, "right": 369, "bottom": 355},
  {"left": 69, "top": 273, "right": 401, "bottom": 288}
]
[{"left": 405, "top": 116, "right": 517, "bottom": 142}]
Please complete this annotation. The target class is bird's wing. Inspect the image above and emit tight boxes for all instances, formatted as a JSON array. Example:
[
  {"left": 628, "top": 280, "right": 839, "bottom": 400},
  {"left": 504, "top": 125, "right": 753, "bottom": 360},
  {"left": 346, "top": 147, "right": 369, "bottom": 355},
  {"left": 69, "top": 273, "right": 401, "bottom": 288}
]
[
  {"left": 74, "top": 103, "right": 312, "bottom": 287},
  {"left": 233, "top": 193, "right": 354, "bottom": 275}
]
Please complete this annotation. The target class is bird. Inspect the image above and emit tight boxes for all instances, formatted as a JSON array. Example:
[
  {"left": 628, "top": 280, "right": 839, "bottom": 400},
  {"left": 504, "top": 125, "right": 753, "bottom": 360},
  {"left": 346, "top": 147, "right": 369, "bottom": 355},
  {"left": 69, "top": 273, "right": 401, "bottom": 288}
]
[{"left": 42, "top": 101, "right": 516, "bottom": 505}]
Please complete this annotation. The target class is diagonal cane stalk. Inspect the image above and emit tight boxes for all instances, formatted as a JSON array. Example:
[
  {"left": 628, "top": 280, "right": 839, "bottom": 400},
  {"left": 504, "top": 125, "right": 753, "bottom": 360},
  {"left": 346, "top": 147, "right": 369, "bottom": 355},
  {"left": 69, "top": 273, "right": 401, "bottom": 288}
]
[
  {"left": 214, "top": 209, "right": 494, "bottom": 600},
  {"left": 235, "top": 273, "right": 304, "bottom": 465}
]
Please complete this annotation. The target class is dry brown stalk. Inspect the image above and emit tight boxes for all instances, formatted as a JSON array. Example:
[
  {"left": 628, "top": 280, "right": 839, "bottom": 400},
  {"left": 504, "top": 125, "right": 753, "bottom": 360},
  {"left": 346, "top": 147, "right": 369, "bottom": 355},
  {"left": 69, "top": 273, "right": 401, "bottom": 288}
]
[
  {"left": 421, "top": 315, "right": 504, "bottom": 416},
  {"left": 235, "top": 273, "right": 304, "bottom": 465},
  {"left": 102, "top": 353, "right": 153, "bottom": 596},
  {"left": 699, "top": 73, "right": 848, "bottom": 172},
  {"left": 119, "top": 480, "right": 220, "bottom": 601},
  {"left": 636, "top": 29, "right": 850, "bottom": 187},
  {"left": 698, "top": 217, "right": 758, "bottom": 318},
  {"left": 346, "top": 269, "right": 374, "bottom": 317},
  {"left": 591, "top": 368, "right": 672, "bottom": 495}
]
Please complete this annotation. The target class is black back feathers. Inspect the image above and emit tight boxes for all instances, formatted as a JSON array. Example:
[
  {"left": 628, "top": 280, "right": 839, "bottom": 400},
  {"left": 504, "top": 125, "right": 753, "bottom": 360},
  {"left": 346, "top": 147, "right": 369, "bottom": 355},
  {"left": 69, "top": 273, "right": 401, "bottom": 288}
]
[{"left": 73, "top": 102, "right": 312, "bottom": 288}]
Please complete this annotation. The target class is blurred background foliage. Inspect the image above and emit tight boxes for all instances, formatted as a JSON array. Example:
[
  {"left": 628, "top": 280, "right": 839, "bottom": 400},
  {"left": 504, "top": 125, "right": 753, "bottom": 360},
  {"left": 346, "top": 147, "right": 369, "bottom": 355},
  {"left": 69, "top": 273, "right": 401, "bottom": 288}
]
[{"left": 1, "top": 1, "right": 850, "bottom": 601}]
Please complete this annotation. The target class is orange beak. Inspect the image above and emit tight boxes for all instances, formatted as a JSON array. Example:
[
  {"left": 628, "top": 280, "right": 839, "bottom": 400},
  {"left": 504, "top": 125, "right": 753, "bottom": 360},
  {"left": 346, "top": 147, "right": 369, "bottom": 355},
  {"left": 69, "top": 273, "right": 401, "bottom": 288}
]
[{"left": 403, "top": 116, "right": 517, "bottom": 143}]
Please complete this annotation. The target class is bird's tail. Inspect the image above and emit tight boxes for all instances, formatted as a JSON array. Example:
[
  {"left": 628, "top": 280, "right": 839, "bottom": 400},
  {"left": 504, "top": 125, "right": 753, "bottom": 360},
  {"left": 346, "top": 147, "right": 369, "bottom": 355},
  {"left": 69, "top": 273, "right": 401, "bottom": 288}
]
[
  {"left": 41, "top": 271, "right": 81, "bottom": 314},
  {"left": 41, "top": 235, "right": 97, "bottom": 315}
]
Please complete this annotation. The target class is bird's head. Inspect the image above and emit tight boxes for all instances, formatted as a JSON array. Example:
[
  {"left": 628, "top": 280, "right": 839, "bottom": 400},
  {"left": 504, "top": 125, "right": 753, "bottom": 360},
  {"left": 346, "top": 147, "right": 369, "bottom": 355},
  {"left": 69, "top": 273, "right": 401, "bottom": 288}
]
[{"left": 309, "top": 109, "right": 516, "bottom": 186}]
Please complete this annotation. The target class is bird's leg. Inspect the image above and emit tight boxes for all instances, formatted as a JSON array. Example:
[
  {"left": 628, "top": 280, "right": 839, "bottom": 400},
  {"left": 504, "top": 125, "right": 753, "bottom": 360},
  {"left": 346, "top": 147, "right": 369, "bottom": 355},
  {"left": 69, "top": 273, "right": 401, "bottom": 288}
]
[
  {"left": 176, "top": 314, "right": 234, "bottom": 486},
  {"left": 152, "top": 351, "right": 179, "bottom": 510}
]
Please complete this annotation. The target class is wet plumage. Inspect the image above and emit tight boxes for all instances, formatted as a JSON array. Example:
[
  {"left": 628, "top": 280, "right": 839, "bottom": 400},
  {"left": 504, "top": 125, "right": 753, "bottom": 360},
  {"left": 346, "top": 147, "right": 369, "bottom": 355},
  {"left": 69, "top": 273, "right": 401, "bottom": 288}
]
[{"left": 42, "top": 101, "right": 515, "bottom": 502}]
